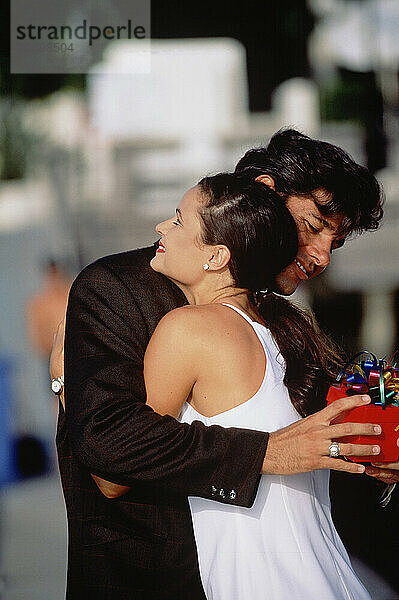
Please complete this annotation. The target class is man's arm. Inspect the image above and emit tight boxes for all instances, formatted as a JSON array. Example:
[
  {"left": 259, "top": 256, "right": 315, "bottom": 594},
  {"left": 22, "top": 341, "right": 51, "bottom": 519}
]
[
  {"left": 64, "top": 255, "right": 267, "bottom": 507},
  {"left": 90, "top": 304, "right": 201, "bottom": 499},
  {"left": 60, "top": 252, "right": 391, "bottom": 502}
]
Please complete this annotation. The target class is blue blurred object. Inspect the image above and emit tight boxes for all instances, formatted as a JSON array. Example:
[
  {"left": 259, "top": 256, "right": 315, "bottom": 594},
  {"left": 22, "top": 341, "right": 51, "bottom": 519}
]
[{"left": 0, "top": 356, "right": 17, "bottom": 486}]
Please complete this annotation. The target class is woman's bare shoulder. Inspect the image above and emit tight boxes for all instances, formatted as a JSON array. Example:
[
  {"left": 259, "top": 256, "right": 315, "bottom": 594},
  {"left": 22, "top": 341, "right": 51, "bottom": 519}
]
[
  {"left": 155, "top": 304, "right": 212, "bottom": 333},
  {"left": 147, "top": 305, "right": 212, "bottom": 357},
  {"left": 151, "top": 304, "right": 247, "bottom": 353},
  {"left": 159, "top": 303, "right": 240, "bottom": 326}
]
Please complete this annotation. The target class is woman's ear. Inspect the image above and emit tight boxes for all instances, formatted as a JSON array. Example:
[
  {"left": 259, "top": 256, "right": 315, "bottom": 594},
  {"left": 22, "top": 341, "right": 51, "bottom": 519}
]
[
  {"left": 208, "top": 246, "right": 231, "bottom": 271},
  {"left": 255, "top": 174, "right": 275, "bottom": 190}
]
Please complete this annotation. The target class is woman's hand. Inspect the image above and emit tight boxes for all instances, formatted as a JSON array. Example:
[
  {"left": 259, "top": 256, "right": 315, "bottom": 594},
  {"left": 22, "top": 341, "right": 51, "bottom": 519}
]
[
  {"left": 365, "top": 438, "right": 399, "bottom": 483},
  {"left": 50, "top": 318, "right": 65, "bottom": 379},
  {"left": 91, "top": 474, "right": 131, "bottom": 499},
  {"left": 50, "top": 317, "right": 65, "bottom": 409},
  {"left": 365, "top": 464, "right": 399, "bottom": 483}
]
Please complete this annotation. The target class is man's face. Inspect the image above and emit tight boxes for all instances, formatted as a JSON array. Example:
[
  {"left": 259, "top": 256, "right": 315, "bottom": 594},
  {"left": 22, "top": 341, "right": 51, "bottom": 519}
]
[{"left": 275, "top": 189, "right": 346, "bottom": 295}]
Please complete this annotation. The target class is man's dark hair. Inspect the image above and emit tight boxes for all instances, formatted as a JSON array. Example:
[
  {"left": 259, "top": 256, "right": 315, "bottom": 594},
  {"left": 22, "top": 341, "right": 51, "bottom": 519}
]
[{"left": 235, "top": 128, "right": 384, "bottom": 237}]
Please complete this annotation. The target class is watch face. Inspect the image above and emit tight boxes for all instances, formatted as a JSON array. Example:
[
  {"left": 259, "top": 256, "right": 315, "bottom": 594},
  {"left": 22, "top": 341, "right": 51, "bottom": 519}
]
[{"left": 52, "top": 379, "right": 62, "bottom": 394}]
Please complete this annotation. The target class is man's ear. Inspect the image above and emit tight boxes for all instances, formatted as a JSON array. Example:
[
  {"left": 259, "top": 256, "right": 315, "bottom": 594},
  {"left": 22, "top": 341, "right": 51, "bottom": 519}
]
[
  {"left": 255, "top": 174, "right": 275, "bottom": 190},
  {"left": 208, "top": 246, "right": 231, "bottom": 271}
]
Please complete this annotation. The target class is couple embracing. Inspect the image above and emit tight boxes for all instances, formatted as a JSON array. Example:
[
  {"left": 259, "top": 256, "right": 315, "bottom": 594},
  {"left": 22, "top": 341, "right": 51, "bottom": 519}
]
[{"left": 53, "top": 129, "right": 398, "bottom": 599}]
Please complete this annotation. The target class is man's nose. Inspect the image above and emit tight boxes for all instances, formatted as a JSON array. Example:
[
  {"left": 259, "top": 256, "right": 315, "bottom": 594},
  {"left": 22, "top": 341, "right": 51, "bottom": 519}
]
[{"left": 309, "top": 240, "right": 331, "bottom": 269}]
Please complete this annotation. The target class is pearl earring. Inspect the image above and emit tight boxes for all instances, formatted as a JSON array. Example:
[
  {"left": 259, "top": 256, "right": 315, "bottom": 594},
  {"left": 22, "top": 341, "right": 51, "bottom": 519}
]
[{"left": 203, "top": 263, "right": 209, "bottom": 271}]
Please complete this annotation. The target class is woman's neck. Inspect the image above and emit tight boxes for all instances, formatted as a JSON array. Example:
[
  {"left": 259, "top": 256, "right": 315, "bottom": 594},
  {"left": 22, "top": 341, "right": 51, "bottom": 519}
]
[{"left": 174, "top": 279, "right": 252, "bottom": 309}]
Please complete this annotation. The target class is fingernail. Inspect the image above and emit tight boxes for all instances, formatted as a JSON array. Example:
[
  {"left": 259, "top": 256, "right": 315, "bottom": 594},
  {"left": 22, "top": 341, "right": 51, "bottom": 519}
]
[
  {"left": 357, "top": 465, "right": 365, "bottom": 472},
  {"left": 372, "top": 446, "right": 380, "bottom": 454},
  {"left": 362, "top": 395, "right": 370, "bottom": 403},
  {"left": 373, "top": 425, "right": 382, "bottom": 433}
]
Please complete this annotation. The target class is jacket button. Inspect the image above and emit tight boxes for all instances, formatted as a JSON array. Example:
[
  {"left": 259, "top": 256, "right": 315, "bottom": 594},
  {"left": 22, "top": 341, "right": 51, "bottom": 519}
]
[
  {"left": 229, "top": 489, "right": 237, "bottom": 500},
  {"left": 211, "top": 485, "right": 217, "bottom": 496},
  {"left": 219, "top": 488, "right": 226, "bottom": 498}
]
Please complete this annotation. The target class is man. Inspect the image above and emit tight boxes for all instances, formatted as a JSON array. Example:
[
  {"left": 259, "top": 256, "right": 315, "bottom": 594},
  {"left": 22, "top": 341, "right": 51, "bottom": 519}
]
[{"left": 54, "top": 130, "right": 396, "bottom": 599}]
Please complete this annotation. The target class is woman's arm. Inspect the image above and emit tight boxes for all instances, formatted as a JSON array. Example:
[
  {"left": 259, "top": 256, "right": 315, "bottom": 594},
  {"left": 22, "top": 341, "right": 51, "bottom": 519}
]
[{"left": 144, "top": 306, "right": 200, "bottom": 417}]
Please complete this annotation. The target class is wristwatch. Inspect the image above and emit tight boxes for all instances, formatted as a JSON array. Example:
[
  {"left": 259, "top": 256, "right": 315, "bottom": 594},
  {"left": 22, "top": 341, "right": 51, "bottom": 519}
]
[{"left": 51, "top": 375, "right": 64, "bottom": 396}]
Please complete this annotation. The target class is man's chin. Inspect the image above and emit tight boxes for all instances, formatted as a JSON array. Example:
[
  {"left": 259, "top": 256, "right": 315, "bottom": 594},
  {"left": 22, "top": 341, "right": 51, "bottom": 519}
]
[{"left": 271, "top": 276, "right": 300, "bottom": 296}]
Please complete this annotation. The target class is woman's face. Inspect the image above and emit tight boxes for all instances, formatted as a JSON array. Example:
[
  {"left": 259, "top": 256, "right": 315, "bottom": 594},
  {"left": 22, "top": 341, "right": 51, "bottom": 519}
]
[{"left": 150, "top": 185, "right": 212, "bottom": 288}]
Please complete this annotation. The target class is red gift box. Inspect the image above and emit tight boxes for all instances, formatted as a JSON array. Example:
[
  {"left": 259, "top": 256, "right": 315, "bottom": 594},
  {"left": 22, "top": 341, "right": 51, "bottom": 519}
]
[{"left": 326, "top": 385, "right": 399, "bottom": 463}]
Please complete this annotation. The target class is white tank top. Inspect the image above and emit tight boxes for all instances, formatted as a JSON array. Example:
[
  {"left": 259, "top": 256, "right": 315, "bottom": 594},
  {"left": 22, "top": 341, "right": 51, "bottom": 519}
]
[{"left": 179, "top": 303, "right": 371, "bottom": 600}]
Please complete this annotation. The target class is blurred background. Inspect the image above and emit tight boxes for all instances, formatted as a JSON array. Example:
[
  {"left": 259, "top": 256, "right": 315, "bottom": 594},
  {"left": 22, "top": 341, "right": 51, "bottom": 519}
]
[{"left": 1, "top": 0, "right": 399, "bottom": 598}]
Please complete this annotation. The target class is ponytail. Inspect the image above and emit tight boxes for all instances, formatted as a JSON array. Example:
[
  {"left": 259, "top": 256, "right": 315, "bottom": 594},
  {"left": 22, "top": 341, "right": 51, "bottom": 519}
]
[{"left": 255, "top": 293, "right": 344, "bottom": 417}]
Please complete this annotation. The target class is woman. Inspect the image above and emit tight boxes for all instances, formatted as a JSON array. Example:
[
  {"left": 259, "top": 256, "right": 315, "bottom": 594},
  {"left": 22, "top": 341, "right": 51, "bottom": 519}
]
[{"left": 95, "top": 172, "right": 371, "bottom": 599}]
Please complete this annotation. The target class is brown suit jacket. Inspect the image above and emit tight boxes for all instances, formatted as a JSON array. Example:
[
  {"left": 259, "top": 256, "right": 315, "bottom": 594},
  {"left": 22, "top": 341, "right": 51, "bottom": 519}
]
[{"left": 57, "top": 245, "right": 268, "bottom": 599}]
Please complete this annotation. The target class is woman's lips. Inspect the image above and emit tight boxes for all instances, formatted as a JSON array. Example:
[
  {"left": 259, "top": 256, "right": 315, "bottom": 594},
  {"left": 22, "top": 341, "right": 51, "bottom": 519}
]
[{"left": 156, "top": 241, "right": 166, "bottom": 253}]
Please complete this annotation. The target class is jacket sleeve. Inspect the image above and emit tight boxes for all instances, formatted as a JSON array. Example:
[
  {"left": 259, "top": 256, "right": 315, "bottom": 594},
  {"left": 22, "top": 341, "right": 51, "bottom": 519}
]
[{"left": 65, "top": 259, "right": 268, "bottom": 508}]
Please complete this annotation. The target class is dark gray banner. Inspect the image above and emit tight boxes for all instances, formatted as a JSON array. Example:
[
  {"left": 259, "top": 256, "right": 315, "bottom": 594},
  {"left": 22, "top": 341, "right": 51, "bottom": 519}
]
[{"left": 11, "top": 0, "right": 151, "bottom": 73}]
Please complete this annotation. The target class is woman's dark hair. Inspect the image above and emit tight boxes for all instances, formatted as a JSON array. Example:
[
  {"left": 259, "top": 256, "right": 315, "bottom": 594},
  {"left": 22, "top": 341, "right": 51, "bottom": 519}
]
[
  {"left": 254, "top": 294, "right": 343, "bottom": 417},
  {"left": 235, "top": 128, "right": 384, "bottom": 238},
  {"left": 198, "top": 172, "right": 343, "bottom": 417},
  {"left": 198, "top": 173, "right": 298, "bottom": 291}
]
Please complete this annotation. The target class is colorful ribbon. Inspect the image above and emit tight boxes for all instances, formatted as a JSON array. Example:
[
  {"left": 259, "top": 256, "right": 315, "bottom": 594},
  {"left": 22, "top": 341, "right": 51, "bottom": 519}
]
[{"left": 336, "top": 350, "right": 399, "bottom": 409}]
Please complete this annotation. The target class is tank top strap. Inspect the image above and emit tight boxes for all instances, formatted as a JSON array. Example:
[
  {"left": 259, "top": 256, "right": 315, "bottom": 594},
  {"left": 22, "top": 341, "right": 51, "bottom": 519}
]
[{"left": 220, "top": 302, "right": 255, "bottom": 325}]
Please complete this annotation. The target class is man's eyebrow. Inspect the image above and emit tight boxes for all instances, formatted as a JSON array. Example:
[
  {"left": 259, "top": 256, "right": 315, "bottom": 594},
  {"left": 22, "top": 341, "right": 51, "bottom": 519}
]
[
  {"left": 176, "top": 208, "right": 183, "bottom": 220},
  {"left": 311, "top": 212, "right": 335, "bottom": 230}
]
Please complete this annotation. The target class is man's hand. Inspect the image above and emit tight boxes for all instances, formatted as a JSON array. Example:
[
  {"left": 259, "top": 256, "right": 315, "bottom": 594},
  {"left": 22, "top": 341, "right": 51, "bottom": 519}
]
[
  {"left": 50, "top": 317, "right": 65, "bottom": 409},
  {"left": 262, "top": 395, "right": 382, "bottom": 475}
]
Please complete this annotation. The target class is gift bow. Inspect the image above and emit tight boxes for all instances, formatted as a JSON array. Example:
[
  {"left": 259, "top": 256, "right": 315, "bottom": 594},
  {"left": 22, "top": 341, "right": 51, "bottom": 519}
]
[{"left": 337, "top": 351, "right": 399, "bottom": 409}]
